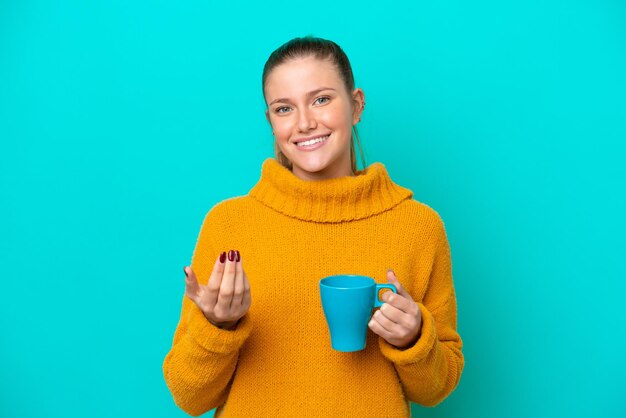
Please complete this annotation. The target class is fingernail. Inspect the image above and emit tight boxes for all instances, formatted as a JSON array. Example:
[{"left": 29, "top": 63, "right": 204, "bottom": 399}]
[
  {"left": 219, "top": 251, "right": 226, "bottom": 263},
  {"left": 228, "top": 250, "right": 235, "bottom": 262},
  {"left": 183, "top": 266, "right": 188, "bottom": 277},
  {"left": 387, "top": 268, "right": 395, "bottom": 275},
  {"left": 236, "top": 250, "right": 241, "bottom": 262}
]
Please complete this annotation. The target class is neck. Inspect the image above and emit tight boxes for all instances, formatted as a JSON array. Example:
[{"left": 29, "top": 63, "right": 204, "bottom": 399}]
[
  {"left": 292, "top": 166, "right": 355, "bottom": 181},
  {"left": 248, "top": 158, "right": 414, "bottom": 223}
]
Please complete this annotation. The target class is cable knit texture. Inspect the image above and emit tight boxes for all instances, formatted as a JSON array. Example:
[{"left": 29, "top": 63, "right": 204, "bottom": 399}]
[{"left": 162, "top": 157, "right": 464, "bottom": 417}]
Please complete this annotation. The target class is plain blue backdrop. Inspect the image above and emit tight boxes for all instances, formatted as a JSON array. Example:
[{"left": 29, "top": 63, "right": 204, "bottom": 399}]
[{"left": 1, "top": 1, "right": 625, "bottom": 417}]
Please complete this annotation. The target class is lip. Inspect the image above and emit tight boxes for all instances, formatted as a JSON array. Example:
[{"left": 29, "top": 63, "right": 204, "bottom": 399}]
[
  {"left": 292, "top": 133, "right": 332, "bottom": 144},
  {"left": 293, "top": 134, "right": 330, "bottom": 152}
]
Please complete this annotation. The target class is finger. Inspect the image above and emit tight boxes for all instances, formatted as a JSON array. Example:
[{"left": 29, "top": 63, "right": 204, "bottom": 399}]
[
  {"left": 380, "top": 302, "right": 413, "bottom": 328},
  {"left": 381, "top": 290, "right": 414, "bottom": 315},
  {"left": 387, "top": 269, "right": 414, "bottom": 301},
  {"left": 232, "top": 250, "right": 245, "bottom": 307},
  {"left": 184, "top": 265, "right": 202, "bottom": 302},
  {"left": 242, "top": 272, "right": 251, "bottom": 311},
  {"left": 373, "top": 308, "right": 400, "bottom": 334},
  {"left": 216, "top": 250, "right": 237, "bottom": 312},
  {"left": 368, "top": 313, "right": 393, "bottom": 339},
  {"left": 205, "top": 252, "right": 227, "bottom": 308}
]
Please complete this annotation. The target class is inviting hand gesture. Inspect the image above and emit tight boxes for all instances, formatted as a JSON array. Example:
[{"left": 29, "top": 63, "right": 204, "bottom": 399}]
[
  {"left": 183, "top": 250, "right": 251, "bottom": 330},
  {"left": 368, "top": 269, "right": 422, "bottom": 349}
]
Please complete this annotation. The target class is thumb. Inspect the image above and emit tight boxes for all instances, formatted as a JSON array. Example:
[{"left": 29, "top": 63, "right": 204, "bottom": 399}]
[
  {"left": 184, "top": 266, "right": 201, "bottom": 302},
  {"left": 387, "top": 269, "right": 411, "bottom": 299}
]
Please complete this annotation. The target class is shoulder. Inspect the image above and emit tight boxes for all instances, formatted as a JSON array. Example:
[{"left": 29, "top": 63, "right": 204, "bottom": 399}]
[
  {"left": 200, "top": 195, "right": 255, "bottom": 226},
  {"left": 395, "top": 198, "right": 447, "bottom": 242},
  {"left": 377, "top": 163, "right": 445, "bottom": 231},
  {"left": 398, "top": 198, "right": 444, "bottom": 226}
]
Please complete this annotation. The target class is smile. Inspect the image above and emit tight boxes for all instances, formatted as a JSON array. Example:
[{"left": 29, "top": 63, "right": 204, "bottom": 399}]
[{"left": 295, "top": 135, "right": 329, "bottom": 148}]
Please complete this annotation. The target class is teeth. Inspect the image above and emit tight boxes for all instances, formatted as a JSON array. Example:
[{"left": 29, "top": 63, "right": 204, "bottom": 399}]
[{"left": 296, "top": 135, "right": 329, "bottom": 147}]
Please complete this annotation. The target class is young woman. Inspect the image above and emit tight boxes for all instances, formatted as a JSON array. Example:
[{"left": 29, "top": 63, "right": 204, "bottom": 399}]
[{"left": 163, "top": 36, "right": 464, "bottom": 417}]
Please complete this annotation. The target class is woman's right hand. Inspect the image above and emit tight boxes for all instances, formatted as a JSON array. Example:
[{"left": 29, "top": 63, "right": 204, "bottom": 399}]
[{"left": 183, "top": 250, "right": 251, "bottom": 330}]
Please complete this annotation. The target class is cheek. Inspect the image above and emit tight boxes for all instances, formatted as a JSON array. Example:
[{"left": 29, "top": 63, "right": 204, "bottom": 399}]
[
  {"left": 270, "top": 117, "right": 292, "bottom": 139},
  {"left": 274, "top": 125, "right": 292, "bottom": 141},
  {"left": 320, "top": 105, "right": 352, "bottom": 129}
]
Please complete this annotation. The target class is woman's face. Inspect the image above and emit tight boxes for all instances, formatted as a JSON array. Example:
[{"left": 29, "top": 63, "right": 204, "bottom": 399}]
[{"left": 264, "top": 55, "right": 364, "bottom": 181}]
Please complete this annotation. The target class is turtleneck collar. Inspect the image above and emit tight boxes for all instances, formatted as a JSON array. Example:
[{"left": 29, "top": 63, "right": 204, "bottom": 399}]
[{"left": 248, "top": 158, "right": 414, "bottom": 223}]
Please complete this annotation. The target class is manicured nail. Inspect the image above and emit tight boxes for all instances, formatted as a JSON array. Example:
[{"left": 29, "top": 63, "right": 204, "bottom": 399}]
[
  {"left": 236, "top": 250, "right": 241, "bottom": 262},
  {"left": 183, "top": 266, "right": 188, "bottom": 277},
  {"left": 219, "top": 251, "right": 226, "bottom": 263},
  {"left": 228, "top": 250, "right": 235, "bottom": 262}
]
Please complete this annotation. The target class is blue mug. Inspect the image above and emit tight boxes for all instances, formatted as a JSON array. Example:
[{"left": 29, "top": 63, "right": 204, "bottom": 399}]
[{"left": 320, "top": 274, "right": 397, "bottom": 352}]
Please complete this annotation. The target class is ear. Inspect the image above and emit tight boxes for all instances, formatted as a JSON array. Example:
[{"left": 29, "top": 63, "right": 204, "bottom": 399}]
[{"left": 351, "top": 88, "right": 365, "bottom": 125}]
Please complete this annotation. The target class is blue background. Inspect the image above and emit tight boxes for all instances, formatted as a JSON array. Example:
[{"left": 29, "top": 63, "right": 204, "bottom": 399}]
[{"left": 1, "top": 1, "right": 625, "bottom": 417}]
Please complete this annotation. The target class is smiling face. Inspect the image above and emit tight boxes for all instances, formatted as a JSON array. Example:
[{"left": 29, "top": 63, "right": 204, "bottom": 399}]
[{"left": 264, "top": 55, "right": 364, "bottom": 181}]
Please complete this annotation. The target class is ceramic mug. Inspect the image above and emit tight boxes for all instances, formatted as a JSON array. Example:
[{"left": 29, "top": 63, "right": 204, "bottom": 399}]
[{"left": 320, "top": 274, "right": 397, "bottom": 352}]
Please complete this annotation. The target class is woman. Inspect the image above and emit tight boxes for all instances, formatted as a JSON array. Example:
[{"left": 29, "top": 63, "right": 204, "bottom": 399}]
[{"left": 163, "top": 36, "right": 464, "bottom": 417}]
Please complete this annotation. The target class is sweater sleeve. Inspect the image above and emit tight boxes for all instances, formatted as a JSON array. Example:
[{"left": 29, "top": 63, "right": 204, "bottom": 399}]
[
  {"left": 377, "top": 217, "right": 464, "bottom": 407},
  {"left": 162, "top": 207, "right": 253, "bottom": 416}
]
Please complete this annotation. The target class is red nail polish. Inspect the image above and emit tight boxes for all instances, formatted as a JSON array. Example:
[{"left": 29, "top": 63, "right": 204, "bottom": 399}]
[
  {"left": 228, "top": 250, "right": 235, "bottom": 262},
  {"left": 219, "top": 252, "right": 226, "bottom": 263},
  {"left": 236, "top": 250, "right": 241, "bottom": 262}
]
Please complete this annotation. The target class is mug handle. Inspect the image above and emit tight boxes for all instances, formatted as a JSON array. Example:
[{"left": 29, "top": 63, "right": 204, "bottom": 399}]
[{"left": 374, "top": 284, "right": 397, "bottom": 308}]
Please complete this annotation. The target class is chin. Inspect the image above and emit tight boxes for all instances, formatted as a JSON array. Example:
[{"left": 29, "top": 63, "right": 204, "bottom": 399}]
[
  {"left": 293, "top": 160, "right": 329, "bottom": 174},
  {"left": 284, "top": 140, "right": 349, "bottom": 177},
  {"left": 294, "top": 153, "right": 346, "bottom": 177}
]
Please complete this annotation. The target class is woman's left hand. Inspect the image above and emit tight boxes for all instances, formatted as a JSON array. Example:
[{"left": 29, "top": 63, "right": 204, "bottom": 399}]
[{"left": 368, "top": 269, "right": 423, "bottom": 349}]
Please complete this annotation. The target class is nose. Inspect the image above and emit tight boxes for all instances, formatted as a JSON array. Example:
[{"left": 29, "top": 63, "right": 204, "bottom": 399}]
[{"left": 297, "top": 107, "right": 317, "bottom": 132}]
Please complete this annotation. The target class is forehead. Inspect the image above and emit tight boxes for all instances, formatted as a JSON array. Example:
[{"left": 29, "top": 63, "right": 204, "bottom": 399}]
[{"left": 265, "top": 56, "right": 343, "bottom": 98}]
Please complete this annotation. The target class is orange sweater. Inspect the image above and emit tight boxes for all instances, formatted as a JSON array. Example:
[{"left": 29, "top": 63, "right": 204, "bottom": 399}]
[{"left": 163, "top": 158, "right": 464, "bottom": 417}]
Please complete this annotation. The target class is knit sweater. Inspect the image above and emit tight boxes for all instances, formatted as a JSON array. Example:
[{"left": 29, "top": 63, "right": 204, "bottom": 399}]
[{"left": 162, "top": 157, "right": 464, "bottom": 417}]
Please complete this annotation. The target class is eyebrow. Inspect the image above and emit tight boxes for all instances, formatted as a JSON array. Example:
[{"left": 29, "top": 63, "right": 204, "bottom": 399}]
[{"left": 268, "top": 87, "right": 336, "bottom": 106}]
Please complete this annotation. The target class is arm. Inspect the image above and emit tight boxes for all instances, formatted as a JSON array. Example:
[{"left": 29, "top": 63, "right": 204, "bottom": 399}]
[
  {"left": 162, "top": 209, "right": 253, "bottom": 416},
  {"left": 378, "top": 218, "right": 464, "bottom": 407}
]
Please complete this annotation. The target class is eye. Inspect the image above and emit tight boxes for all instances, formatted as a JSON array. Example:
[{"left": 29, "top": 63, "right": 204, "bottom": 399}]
[
  {"left": 275, "top": 106, "right": 291, "bottom": 114},
  {"left": 314, "top": 96, "right": 330, "bottom": 105}
]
